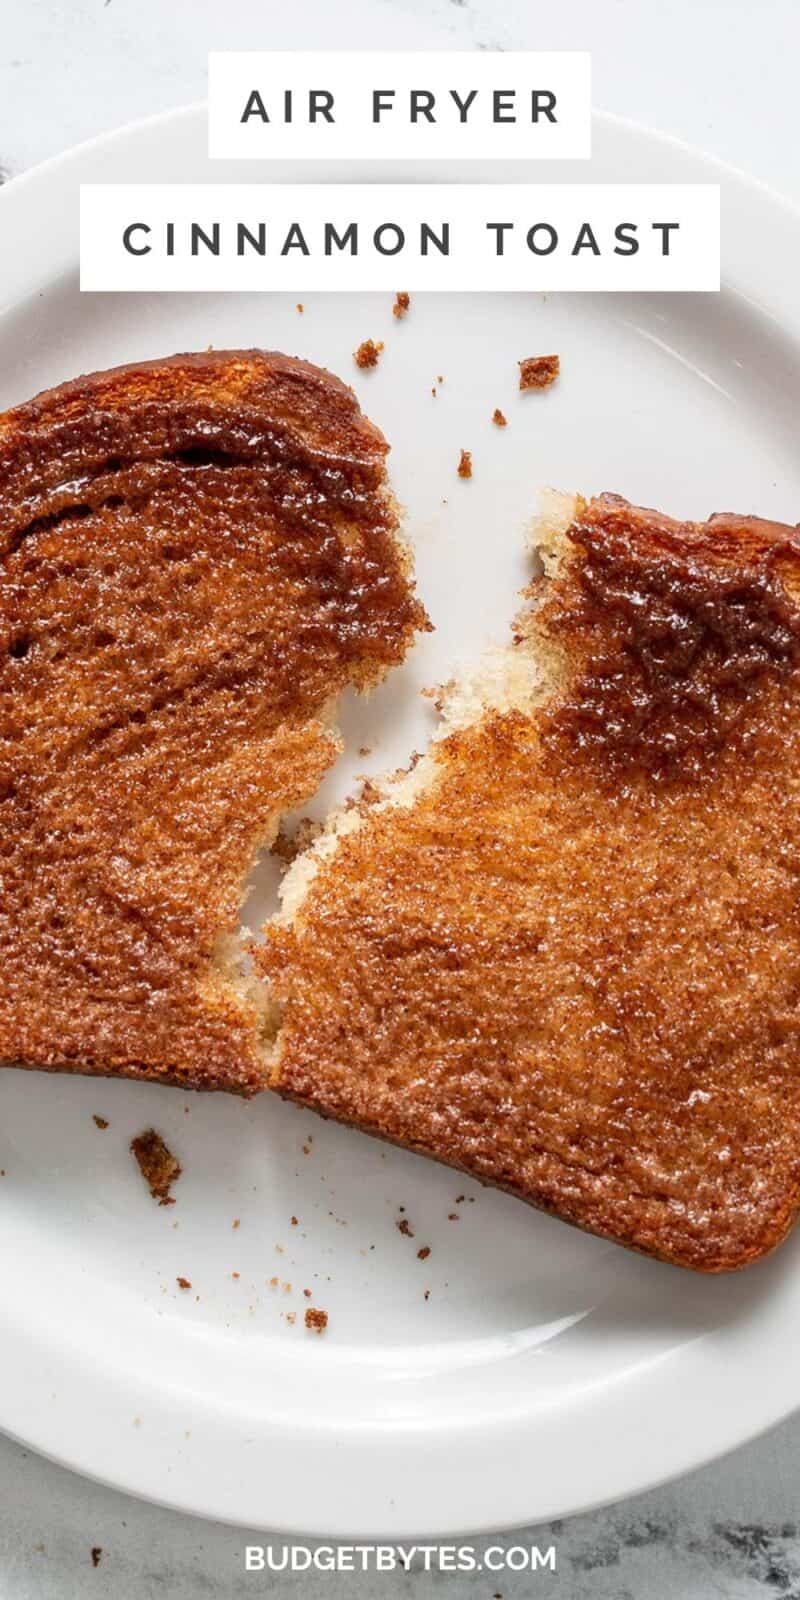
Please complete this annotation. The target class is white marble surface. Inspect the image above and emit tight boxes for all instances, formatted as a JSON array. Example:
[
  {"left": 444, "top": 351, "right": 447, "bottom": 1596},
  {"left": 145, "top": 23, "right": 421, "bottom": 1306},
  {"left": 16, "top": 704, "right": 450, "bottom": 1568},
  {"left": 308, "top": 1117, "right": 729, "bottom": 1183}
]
[{"left": 2, "top": 1, "right": 800, "bottom": 1594}]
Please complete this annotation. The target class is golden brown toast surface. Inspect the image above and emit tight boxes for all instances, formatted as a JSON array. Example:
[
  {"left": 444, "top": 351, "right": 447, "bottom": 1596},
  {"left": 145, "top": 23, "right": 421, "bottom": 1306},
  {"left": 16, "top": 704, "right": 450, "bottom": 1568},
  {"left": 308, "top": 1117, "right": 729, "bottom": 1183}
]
[
  {"left": 0, "top": 349, "right": 426, "bottom": 1093},
  {"left": 262, "top": 493, "right": 800, "bottom": 1268}
]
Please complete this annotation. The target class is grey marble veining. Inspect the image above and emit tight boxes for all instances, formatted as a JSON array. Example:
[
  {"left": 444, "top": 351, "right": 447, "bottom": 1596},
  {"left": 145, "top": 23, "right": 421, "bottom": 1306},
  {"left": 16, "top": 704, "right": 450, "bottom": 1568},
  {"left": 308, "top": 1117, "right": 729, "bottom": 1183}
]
[
  {"left": 2, "top": 1, "right": 800, "bottom": 1595},
  {"left": 3, "top": 1417, "right": 800, "bottom": 1599}
]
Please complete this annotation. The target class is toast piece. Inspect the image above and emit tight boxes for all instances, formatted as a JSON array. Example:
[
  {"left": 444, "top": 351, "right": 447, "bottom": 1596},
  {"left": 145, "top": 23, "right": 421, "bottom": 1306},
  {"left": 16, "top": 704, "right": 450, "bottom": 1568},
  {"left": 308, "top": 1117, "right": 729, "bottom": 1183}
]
[
  {"left": 261, "top": 491, "right": 800, "bottom": 1270},
  {"left": 0, "top": 350, "right": 426, "bottom": 1094}
]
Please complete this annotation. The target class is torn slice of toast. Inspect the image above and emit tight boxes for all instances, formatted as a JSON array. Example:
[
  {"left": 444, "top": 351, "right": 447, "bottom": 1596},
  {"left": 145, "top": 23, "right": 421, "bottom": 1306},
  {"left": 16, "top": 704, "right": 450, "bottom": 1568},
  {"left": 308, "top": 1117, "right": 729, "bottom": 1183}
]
[
  {"left": 260, "top": 490, "right": 800, "bottom": 1270},
  {"left": 0, "top": 349, "right": 427, "bottom": 1094}
]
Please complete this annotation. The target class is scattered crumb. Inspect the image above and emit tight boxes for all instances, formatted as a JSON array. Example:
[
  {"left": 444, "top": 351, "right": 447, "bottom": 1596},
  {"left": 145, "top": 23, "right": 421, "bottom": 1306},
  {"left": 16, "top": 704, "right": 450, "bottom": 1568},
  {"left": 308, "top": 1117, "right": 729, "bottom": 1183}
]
[
  {"left": 130, "top": 1130, "right": 181, "bottom": 1206},
  {"left": 448, "top": 1212, "right": 460, "bottom": 1221},
  {"left": 275, "top": 1243, "right": 284, "bottom": 1254},
  {"left": 492, "top": 409, "right": 507, "bottom": 427},
  {"left": 291, "top": 1215, "right": 298, "bottom": 1226},
  {"left": 417, "top": 1246, "right": 431, "bottom": 1260},
  {"left": 305, "top": 1307, "right": 328, "bottom": 1333},
  {"left": 302, "top": 1143, "right": 312, "bottom": 1156},
  {"left": 303, "top": 1288, "right": 312, "bottom": 1298},
  {"left": 431, "top": 386, "right": 437, "bottom": 397},
  {"left": 269, "top": 1276, "right": 279, "bottom": 1289},
  {"left": 393, "top": 290, "right": 411, "bottom": 319},
  {"left": 354, "top": 338, "right": 383, "bottom": 370},
  {"left": 438, "top": 375, "right": 444, "bottom": 384},
  {"left": 457, "top": 449, "right": 473, "bottom": 480},
  {"left": 282, "top": 1282, "right": 292, "bottom": 1293},
  {"left": 296, "top": 302, "right": 304, "bottom": 313},
  {"left": 176, "top": 1276, "right": 192, "bottom": 1290},
  {"left": 231, "top": 1271, "right": 240, "bottom": 1280},
  {"left": 285, "top": 1311, "right": 297, "bottom": 1325},
  {"left": 232, "top": 1218, "right": 240, "bottom": 1230},
  {"left": 91, "top": 1548, "right": 102, "bottom": 1569},
  {"left": 455, "top": 1195, "right": 465, "bottom": 1204},
  {"left": 397, "top": 1217, "right": 414, "bottom": 1238},
  {"left": 424, "top": 1289, "right": 430, "bottom": 1301},
  {"left": 92, "top": 1115, "right": 109, "bottom": 1130},
  {"left": 519, "top": 353, "right": 560, "bottom": 391},
  {"left": 271, "top": 816, "right": 322, "bottom": 867},
  {"left": 358, "top": 745, "right": 371, "bottom": 758}
]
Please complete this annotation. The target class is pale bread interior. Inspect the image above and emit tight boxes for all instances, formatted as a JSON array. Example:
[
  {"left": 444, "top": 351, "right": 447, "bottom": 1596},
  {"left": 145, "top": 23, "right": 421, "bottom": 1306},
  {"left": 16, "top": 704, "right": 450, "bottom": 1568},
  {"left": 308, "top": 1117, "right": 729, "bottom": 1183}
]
[{"left": 260, "top": 488, "right": 579, "bottom": 1067}]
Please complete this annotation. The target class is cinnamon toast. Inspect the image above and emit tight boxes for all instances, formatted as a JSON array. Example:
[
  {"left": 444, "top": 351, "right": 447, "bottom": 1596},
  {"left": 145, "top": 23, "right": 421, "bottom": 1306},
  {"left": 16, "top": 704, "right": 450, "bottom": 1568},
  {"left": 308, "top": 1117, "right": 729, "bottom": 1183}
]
[
  {"left": 0, "top": 350, "right": 426, "bottom": 1094},
  {"left": 261, "top": 491, "right": 800, "bottom": 1269}
]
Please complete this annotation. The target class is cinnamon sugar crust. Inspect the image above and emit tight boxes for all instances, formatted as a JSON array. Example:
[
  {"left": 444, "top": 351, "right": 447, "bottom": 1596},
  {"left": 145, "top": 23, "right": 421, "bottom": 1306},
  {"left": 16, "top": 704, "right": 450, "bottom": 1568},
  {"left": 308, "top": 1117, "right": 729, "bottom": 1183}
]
[
  {"left": 262, "top": 493, "right": 800, "bottom": 1270},
  {"left": 0, "top": 350, "right": 426, "bottom": 1094}
]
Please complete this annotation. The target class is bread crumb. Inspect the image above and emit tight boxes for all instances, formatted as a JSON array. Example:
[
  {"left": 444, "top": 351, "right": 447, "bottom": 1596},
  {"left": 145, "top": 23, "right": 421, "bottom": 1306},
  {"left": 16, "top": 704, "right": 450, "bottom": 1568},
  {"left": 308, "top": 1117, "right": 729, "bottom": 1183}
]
[
  {"left": 290, "top": 1215, "right": 298, "bottom": 1226},
  {"left": 176, "top": 1276, "right": 192, "bottom": 1290},
  {"left": 431, "top": 387, "right": 437, "bottom": 398},
  {"left": 519, "top": 354, "right": 560, "bottom": 391},
  {"left": 417, "top": 1245, "right": 431, "bottom": 1260},
  {"left": 271, "top": 816, "right": 322, "bottom": 867},
  {"left": 130, "top": 1130, "right": 181, "bottom": 1206},
  {"left": 424, "top": 1289, "right": 430, "bottom": 1301},
  {"left": 91, "top": 1548, "right": 102, "bottom": 1569},
  {"left": 448, "top": 1212, "right": 460, "bottom": 1221},
  {"left": 457, "top": 449, "right": 473, "bottom": 480},
  {"left": 296, "top": 302, "right": 304, "bottom": 313},
  {"left": 397, "top": 1217, "right": 414, "bottom": 1238},
  {"left": 354, "top": 339, "right": 383, "bottom": 370},
  {"left": 455, "top": 1194, "right": 465, "bottom": 1203},
  {"left": 358, "top": 745, "right": 371, "bottom": 758},
  {"left": 303, "top": 1287, "right": 312, "bottom": 1298},
  {"left": 437, "top": 375, "right": 444, "bottom": 384},
  {"left": 305, "top": 1307, "right": 328, "bottom": 1333},
  {"left": 492, "top": 409, "right": 507, "bottom": 427},
  {"left": 231, "top": 1271, "right": 240, "bottom": 1280},
  {"left": 393, "top": 291, "right": 411, "bottom": 319},
  {"left": 232, "top": 1218, "right": 240, "bottom": 1229},
  {"left": 269, "top": 1276, "right": 279, "bottom": 1289},
  {"left": 285, "top": 1311, "right": 296, "bottom": 1325}
]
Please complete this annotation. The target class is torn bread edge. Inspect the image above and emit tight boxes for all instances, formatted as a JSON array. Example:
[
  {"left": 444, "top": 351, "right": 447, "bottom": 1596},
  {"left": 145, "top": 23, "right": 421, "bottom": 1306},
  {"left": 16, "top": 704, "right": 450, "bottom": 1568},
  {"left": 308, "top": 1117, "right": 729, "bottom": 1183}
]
[
  {"left": 204, "top": 482, "right": 421, "bottom": 1084},
  {"left": 267, "top": 489, "right": 580, "bottom": 1023}
]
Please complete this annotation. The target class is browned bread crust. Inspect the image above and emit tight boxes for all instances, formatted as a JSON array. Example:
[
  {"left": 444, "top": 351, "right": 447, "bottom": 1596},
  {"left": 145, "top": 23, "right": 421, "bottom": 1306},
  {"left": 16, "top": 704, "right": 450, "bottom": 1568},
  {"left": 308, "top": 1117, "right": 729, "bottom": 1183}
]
[
  {"left": 0, "top": 349, "right": 426, "bottom": 1094},
  {"left": 261, "top": 492, "right": 800, "bottom": 1269}
]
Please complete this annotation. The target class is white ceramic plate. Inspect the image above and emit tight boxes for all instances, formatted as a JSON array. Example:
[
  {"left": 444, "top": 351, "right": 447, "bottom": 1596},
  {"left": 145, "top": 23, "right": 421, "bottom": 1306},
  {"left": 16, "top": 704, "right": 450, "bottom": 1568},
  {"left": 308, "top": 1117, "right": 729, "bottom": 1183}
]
[{"left": 1, "top": 106, "right": 800, "bottom": 1538}]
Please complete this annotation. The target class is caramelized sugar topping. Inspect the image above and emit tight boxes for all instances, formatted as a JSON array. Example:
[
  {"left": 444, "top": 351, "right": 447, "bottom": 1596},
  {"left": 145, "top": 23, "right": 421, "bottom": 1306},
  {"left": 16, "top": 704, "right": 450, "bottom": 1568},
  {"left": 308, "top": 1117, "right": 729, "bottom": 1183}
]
[
  {"left": 264, "top": 495, "right": 800, "bottom": 1267},
  {"left": 0, "top": 351, "right": 425, "bottom": 1092},
  {"left": 540, "top": 495, "right": 800, "bottom": 776}
]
